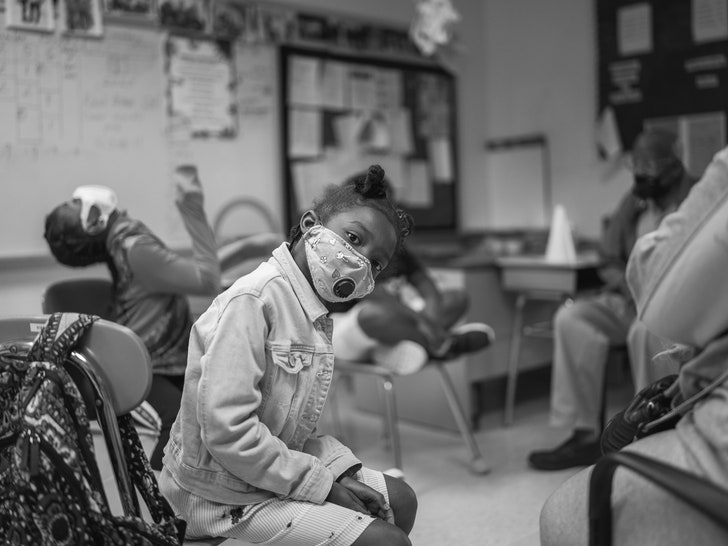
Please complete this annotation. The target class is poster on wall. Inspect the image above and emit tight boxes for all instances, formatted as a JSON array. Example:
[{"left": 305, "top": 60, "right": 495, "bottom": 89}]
[
  {"left": 211, "top": 0, "right": 247, "bottom": 39},
  {"left": 59, "top": 0, "right": 104, "bottom": 37},
  {"left": 166, "top": 35, "right": 237, "bottom": 138},
  {"left": 103, "top": 0, "right": 158, "bottom": 25},
  {"left": 159, "top": 0, "right": 209, "bottom": 33},
  {"left": 5, "top": 0, "right": 55, "bottom": 32}
]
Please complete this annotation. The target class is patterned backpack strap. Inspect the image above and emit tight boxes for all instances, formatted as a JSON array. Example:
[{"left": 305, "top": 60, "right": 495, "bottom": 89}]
[
  {"left": 29, "top": 313, "right": 99, "bottom": 364},
  {"left": 118, "top": 415, "right": 187, "bottom": 544}
]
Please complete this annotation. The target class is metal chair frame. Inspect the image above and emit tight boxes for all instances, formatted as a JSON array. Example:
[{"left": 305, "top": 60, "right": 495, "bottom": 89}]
[{"left": 330, "top": 358, "right": 490, "bottom": 476}]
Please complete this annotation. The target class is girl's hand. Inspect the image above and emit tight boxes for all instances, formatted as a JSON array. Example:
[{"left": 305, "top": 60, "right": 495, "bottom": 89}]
[
  {"left": 337, "top": 476, "right": 395, "bottom": 524},
  {"left": 325, "top": 481, "right": 369, "bottom": 515},
  {"left": 173, "top": 165, "right": 203, "bottom": 204}
]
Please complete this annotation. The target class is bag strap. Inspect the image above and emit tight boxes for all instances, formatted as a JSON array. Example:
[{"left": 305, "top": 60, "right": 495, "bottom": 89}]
[
  {"left": 29, "top": 313, "right": 99, "bottom": 364},
  {"left": 643, "top": 367, "right": 728, "bottom": 434},
  {"left": 118, "top": 415, "right": 186, "bottom": 544}
]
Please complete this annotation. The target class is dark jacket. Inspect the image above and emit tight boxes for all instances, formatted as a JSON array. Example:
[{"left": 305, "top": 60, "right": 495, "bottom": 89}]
[{"left": 599, "top": 168, "right": 698, "bottom": 299}]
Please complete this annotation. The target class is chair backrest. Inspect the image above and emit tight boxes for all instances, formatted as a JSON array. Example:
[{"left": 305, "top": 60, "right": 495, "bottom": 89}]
[
  {"left": 213, "top": 196, "right": 282, "bottom": 246},
  {"left": 0, "top": 315, "right": 151, "bottom": 415},
  {"left": 42, "top": 278, "right": 114, "bottom": 319}
]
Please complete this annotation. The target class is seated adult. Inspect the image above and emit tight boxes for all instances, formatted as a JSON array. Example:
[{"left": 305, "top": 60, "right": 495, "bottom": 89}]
[
  {"left": 528, "top": 128, "right": 698, "bottom": 471},
  {"left": 43, "top": 166, "right": 221, "bottom": 470},
  {"left": 540, "top": 144, "right": 728, "bottom": 545}
]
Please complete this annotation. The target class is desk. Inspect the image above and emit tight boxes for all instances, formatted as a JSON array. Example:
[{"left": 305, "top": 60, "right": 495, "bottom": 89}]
[{"left": 496, "top": 254, "right": 603, "bottom": 425}]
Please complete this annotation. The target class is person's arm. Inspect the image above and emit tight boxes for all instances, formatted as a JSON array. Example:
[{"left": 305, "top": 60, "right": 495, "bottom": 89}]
[
  {"left": 127, "top": 167, "right": 221, "bottom": 295},
  {"left": 627, "top": 147, "right": 728, "bottom": 343},
  {"left": 302, "top": 433, "right": 362, "bottom": 482},
  {"left": 598, "top": 193, "right": 636, "bottom": 297},
  {"left": 198, "top": 293, "right": 335, "bottom": 504}
]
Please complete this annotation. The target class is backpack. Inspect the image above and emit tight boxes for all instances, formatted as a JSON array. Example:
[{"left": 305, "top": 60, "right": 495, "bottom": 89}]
[{"left": 0, "top": 313, "right": 186, "bottom": 545}]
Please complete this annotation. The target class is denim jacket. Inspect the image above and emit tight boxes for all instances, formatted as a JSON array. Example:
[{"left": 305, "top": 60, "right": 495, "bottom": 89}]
[{"left": 163, "top": 244, "right": 361, "bottom": 506}]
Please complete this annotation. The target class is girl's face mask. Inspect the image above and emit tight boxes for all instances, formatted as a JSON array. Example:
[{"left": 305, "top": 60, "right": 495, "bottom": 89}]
[{"left": 303, "top": 224, "right": 375, "bottom": 303}]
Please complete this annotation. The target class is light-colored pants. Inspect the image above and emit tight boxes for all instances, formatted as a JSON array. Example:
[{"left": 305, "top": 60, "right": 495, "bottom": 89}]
[
  {"left": 550, "top": 292, "right": 676, "bottom": 432},
  {"left": 160, "top": 467, "right": 388, "bottom": 545}
]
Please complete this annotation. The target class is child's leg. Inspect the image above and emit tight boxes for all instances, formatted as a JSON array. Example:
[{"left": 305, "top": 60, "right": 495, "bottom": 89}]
[
  {"left": 160, "top": 466, "right": 415, "bottom": 545},
  {"left": 357, "top": 299, "right": 442, "bottom": 350},
  {"left": 437, "top": 288, "right": 469, "bottom": 330},
  {"left": 381, "top": 474, "right": 417, "bottom": 534}
]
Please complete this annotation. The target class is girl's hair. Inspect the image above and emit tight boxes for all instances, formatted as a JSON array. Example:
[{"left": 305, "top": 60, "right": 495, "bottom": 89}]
[{"left": 290, "top": 164, "right": 414, "bottom": 247}]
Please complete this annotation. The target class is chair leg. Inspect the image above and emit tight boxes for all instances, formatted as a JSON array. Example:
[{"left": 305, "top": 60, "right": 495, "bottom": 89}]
[
  {"left": 504, "top": 293, "right": 527, "bottom": 426},
  {"left": 435, "top": 363, "right": 490, "bottom": 475},
  {"left": 69, "top": 354, "right": 141, "bottom": 517},
  {"left": 379, "top": 376, "right": 403, "bottom": 473}
]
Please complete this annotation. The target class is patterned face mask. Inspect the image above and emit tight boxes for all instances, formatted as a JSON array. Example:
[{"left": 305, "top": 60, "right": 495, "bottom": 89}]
[{"left": 303, "top": 224, "right": 375, "bottom": 303}]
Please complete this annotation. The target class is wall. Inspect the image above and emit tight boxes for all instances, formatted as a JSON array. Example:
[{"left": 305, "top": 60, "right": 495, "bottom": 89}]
[
  {"left": 1, "top": 0, "right": 624, "bottom": 315},
  {"left": 481, "top": 0, "right": 632, "bottom": 239}
]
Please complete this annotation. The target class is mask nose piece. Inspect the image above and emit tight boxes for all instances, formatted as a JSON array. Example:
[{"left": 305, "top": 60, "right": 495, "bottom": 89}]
[{"left": 333, "top": 277, "right": 355, "bottom": 298}]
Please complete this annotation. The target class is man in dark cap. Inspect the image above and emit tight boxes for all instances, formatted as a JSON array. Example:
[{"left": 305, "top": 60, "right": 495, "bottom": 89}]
[{"left": 528, "top": 128, "right": 698, "bottom": 471}]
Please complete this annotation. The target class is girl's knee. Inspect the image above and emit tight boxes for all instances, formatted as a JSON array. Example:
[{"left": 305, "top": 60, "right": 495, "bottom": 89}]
[
  {"left": 385, "top": 475, "right": 418, "bottom": 533},
  {"left": 355, "top": 520, "right": 411, "bottom": 546}
]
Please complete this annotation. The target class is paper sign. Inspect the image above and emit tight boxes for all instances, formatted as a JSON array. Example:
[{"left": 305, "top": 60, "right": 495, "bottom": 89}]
[
  {"left": 321, "top": 61, "right": 347, "bottom": 109},
  {"left": 618, "top": 4, "right": 652, "bottom": 56},
  {"left": 692, "top": 0, "right": 728, "bottom": 43},
  {"left": 289, "top": 108, "right": 322, "bottom": 158},
  {"left": 401, "top": 160, "right": 433, "bottom": 207},
  {"left": 428, "top": 137, "right": 453, "bottom": 183},
  {"left": 289, "top": 56, "right": 321, "bottom": 107}
]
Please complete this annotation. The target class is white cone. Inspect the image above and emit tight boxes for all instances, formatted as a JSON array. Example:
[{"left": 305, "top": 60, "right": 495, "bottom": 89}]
[{"left": 545, "top": 205, "right": 577, "bottom": 264}]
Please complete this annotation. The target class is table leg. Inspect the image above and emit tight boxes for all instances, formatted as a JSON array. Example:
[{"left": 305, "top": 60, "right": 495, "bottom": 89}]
[{"left": 504, "top": 293, "right": 527, "bottom": 426}]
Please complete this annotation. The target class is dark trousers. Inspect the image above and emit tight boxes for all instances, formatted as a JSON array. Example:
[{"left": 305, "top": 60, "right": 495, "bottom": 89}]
[{"left": 145, "top": 374, "right": 184, "bottom": 470}]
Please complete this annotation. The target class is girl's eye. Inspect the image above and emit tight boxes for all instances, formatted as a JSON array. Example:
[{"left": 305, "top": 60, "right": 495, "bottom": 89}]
[{"left": 346, "top": 232, "right": 360, "bottom": 245}]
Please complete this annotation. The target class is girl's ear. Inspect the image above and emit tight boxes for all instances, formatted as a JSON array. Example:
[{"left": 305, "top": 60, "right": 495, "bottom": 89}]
[{"left": 299, "top": 210, "right": 319, "bottom": 233}]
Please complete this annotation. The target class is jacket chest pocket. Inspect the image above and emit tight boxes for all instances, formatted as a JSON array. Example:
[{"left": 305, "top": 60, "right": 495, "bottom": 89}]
[{"left": 262, "top": 348, "right": 315, "bottom": 436}]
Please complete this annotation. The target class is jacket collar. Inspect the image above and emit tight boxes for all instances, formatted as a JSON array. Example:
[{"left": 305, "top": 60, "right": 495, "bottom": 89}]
[{"left": 271, "top": 243, "right": 329, "bottom": 323}]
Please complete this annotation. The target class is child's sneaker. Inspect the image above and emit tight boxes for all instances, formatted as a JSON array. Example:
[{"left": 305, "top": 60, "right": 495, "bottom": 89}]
[
  {"left": 432, "top": 322, "right": 495, "bottom": 360},
  {"left": 372, "top": 340, "right": 428, "bottom": 375}
]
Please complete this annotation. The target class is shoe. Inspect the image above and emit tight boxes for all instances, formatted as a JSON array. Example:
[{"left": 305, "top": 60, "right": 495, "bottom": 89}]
[
  {"left": 432, "top": 322, "right": 495, "bottom": 360},
  {"left": 372, "top": 341, "right": 428, "bottom": 375},
  {"left": 528, "top": 432, "right": 602, "bottom": 471}
]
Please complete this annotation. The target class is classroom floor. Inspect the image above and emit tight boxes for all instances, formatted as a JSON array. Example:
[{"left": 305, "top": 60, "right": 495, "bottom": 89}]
[{"left": 95, "top": 373, "right": 633, "bottom": 546}]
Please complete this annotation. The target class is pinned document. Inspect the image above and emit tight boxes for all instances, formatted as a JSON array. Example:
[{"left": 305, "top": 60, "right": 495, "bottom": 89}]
[{"left": 545, "top": 205, "right": 577, "bottom": 264}]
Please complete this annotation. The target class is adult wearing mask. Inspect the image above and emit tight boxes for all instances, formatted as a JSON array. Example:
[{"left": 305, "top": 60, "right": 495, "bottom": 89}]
[
  {"left": 43, "top": 166, "right": 221, "bottom": 470},
  {"left": 528, "top": 128, "right": 697, "bottom": 471}
]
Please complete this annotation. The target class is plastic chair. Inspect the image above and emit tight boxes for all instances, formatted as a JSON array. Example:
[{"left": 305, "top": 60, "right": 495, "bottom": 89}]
[
  {"left": 0, "top": 315, "right": 152, "bottom": 517},
  {"left": 213, "top": 197, "right": 282, "bottom": 247},
  {"left": 588, "top": 451, "right": 728, "bottom": 546},
  {"left": 42, "top": 278, "right": 114, "bottom": 319},
  {"left": 330, "top": 358, "right": 491, "bottom": 476}
]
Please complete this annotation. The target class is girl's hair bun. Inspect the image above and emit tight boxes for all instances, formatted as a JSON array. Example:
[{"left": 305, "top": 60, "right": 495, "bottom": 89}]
[{"left": 356, "top": 164, "right": 388, "bottom": 199}]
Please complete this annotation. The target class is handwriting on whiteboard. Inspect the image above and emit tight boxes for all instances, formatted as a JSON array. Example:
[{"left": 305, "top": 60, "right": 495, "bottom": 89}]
[{"left": 0, "top": 27, "right": 164, "bottom": 161}]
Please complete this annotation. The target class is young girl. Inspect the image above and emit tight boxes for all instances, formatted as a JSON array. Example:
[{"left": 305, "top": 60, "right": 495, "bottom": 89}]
[{"left": 160, "top": 166, "right": 418, "bottom": 545}]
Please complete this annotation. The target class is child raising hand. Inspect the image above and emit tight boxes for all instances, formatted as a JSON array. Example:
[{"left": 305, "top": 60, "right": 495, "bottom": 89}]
[{"left": 160, "top": 165, "right": 418, "bottom": 545}]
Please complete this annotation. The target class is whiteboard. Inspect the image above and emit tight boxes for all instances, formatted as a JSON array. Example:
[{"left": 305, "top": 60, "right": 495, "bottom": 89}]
[
  {"left": 0, "top": 25, "right": 282, "bottom": 259},
  {"left": 484, "top": 144, "right": 550, "bottom": 230}
]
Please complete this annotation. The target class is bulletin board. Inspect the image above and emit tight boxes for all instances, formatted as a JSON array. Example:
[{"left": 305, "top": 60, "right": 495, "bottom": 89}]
[
  {"left": 597, "top": 0, "right": 728, "bottom": 174},
  {"left": 279, "top": 45, "right": 459, "bottom": 234}
]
